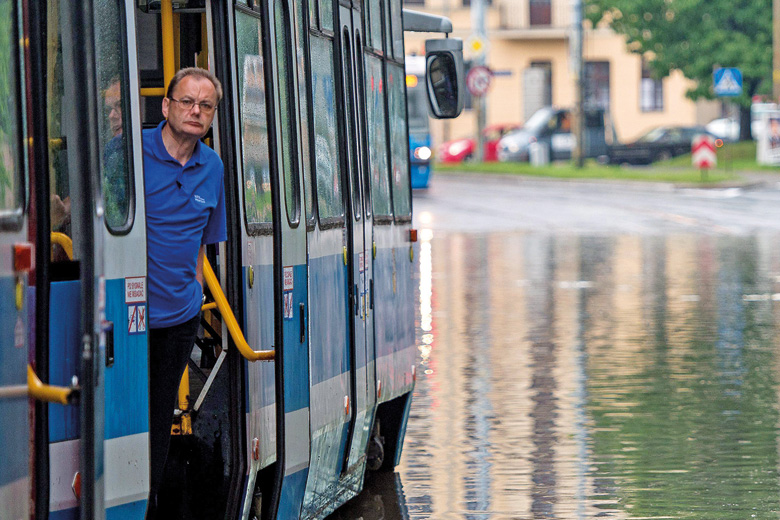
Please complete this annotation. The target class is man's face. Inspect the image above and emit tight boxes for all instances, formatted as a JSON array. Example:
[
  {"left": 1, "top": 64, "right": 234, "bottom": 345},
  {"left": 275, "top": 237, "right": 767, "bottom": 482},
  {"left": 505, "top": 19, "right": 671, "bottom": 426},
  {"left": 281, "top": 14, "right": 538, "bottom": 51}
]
[
  {"left": 162, "top": 75, "right": 218, "bottom": 140},
  {"left": 105, "top": 82, "right": 122, "bottom": 137}
]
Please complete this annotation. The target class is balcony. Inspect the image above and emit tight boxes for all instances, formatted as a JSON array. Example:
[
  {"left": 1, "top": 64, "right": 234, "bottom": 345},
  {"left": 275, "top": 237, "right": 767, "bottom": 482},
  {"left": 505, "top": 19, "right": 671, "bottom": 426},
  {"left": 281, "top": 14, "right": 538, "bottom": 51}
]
[{"left": 495, "top": 0, "right": 570, "bottom": 39}]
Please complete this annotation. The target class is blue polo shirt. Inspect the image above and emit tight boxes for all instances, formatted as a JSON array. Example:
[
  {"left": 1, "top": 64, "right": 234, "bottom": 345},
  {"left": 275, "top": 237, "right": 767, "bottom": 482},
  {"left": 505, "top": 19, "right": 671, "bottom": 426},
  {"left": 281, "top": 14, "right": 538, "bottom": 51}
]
[{"left": 144, "top": 121, "right": 227, "bottom": 328}]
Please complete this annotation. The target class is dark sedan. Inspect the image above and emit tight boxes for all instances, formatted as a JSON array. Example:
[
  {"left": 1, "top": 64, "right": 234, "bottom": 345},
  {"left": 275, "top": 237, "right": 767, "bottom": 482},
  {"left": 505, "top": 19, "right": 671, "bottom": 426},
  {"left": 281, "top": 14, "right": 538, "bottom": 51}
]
[{"left": 607, "top": 126, "right": 714, "bottom": 165}]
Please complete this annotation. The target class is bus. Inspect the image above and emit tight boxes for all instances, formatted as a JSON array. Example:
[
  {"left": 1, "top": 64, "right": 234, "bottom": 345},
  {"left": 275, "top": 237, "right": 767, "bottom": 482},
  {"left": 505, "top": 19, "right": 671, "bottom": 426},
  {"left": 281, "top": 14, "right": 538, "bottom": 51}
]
[
  {"left": 405, "top": 55, "right": 433, "bottom": 189},
  {"left": 0, "top": 1, "right": 462, "bottom": 519}
]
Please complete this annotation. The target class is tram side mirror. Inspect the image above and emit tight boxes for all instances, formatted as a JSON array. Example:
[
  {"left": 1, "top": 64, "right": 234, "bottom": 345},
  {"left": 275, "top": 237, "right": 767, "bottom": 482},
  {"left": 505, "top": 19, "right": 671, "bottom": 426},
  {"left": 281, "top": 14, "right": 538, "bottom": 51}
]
[{"left": 424, "top": 38, "right": 464, "bottom": 119}]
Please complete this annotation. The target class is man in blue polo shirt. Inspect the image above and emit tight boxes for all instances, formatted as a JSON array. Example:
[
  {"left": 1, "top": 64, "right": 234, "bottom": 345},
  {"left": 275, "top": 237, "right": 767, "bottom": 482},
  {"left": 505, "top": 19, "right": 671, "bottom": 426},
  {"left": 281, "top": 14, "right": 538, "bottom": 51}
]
[{"left": 144, "top": 67, "right": 226, "bottom": 517}]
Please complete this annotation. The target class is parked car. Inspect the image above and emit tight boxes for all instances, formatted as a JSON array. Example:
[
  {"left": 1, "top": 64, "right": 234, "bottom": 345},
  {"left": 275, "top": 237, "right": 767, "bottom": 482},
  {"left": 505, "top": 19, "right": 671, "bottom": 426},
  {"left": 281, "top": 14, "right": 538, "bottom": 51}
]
[
  {"left": 437, "top": 123, "right": 521, "bottom": 163},
  {"left": 705, "top": 117, "right": 740, "bottom": 142},
  {"left": 497, "top": 106, "right": 609, "bottom": 162},
  {"left": 705, "top": 117, "right": 764, "bottom": 141},
  {"left": 607, "top": 126, "right": 716, "bottom": 165}
]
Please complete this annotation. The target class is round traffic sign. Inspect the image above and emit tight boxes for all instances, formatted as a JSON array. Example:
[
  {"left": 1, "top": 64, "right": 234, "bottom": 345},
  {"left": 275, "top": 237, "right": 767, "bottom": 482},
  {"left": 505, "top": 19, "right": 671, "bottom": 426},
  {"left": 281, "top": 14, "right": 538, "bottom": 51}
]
[{"left": 466, "top": 66, "right": 492, "bottom": 97}]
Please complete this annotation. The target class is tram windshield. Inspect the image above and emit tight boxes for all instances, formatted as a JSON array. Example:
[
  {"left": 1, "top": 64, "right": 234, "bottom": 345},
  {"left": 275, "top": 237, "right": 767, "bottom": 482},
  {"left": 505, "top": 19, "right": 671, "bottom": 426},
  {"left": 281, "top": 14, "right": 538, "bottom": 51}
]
[{"left": 406, "top": 76, "right": 429, "bottom": 132}]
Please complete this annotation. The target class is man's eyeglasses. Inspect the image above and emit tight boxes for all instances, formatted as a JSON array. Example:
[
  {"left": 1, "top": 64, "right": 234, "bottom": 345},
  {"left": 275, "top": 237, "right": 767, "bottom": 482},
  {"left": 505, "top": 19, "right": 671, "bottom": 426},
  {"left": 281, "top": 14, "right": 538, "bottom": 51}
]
[{"left": 169, "top": 97, "right": 217, "bottom": 114}]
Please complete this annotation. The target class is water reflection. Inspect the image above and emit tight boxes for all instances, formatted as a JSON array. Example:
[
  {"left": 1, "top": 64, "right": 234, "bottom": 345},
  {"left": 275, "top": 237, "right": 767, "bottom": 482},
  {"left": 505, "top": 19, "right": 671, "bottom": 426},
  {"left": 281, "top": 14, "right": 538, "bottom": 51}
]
[{"left": 332, "top": 232, "right": 780, "bottom": 519}]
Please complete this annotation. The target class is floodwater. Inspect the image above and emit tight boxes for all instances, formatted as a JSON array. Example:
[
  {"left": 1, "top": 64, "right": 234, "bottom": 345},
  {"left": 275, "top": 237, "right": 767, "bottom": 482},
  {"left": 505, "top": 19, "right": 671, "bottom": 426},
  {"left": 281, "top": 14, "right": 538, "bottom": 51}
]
[{"left": 333, "top": 231, "right": 780, "bottom": 519}]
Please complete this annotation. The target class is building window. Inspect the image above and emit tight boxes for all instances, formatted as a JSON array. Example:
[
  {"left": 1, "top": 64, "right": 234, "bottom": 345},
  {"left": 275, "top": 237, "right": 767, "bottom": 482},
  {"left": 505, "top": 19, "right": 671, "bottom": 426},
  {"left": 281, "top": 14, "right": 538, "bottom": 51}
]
[
  {"left": 462, "top": 0, "right": 492, "bottom": 7},
  {"left": 529, "top": 60, "right": 552, "bottom": 104},
  {"left": 640, "top": 58, "right": 663, "bottom": 112},
  {"left": 585, "top": 61, "right": 610, "bottom": 110},
  {"left": 529, "top": 0, "right": 551, "bottom": 26}
]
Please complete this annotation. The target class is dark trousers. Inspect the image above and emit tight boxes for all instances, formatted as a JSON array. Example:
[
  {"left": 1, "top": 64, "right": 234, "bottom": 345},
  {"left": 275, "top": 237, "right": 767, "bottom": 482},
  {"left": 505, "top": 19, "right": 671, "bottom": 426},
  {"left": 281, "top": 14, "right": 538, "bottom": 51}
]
[{"left": 146, "top": 313, "right": 200, "bottom": 519}]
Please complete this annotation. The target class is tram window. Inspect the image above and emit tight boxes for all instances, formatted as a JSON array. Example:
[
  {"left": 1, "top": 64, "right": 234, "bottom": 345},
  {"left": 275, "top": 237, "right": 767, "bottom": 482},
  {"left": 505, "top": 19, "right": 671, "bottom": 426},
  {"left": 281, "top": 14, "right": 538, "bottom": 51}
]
[
  {"left": 389, "top": 0, "right": 404, "bottom": 59},
  {"left": 319, "top": 0, "right": 333, "bottom": 32},
  {"left": 387, "top": 63, "right": 411, "bottom": 218},
  {"left": 365, "top": 55, "right": 391, "bottom": 218},
  {"left": 293, "top": 0, "right": 315, "bottom": 224},
  {"left": 310, "top": 36, "right": 343, "bottom": 221},
  {"left": 309, "top": 0, "right": 318, "bottom": 29},
  {"left": 235, "top": 9, "right": 273, "bottom": 227},
  {"left": 47, "top": 0, "right": 76, "bottom": 260},
  {"left": 274, "top": 0, "right": 301, "bottom": 226},
  {"left": 366, "top": 0, "right": 383, "bottom": 52},
  {"left": 383, "top": 0, "right": 392, "bottom": 56},
  {"left": 95, "top": 0, "right": 133, "bottom": 233},
  {"left": 0, "top": 0, "right": 23, "bottom": 221},
  {"left": 342, "top": 34, "right": 361, "bottom": 221}
]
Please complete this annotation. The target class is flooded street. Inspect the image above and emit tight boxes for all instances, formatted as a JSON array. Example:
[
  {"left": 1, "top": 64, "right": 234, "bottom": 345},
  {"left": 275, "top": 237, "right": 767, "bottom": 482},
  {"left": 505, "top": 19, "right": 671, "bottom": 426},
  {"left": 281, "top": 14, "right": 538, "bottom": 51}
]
[{"left": 332, "top": 177, "right": 780, "bottom": 519}]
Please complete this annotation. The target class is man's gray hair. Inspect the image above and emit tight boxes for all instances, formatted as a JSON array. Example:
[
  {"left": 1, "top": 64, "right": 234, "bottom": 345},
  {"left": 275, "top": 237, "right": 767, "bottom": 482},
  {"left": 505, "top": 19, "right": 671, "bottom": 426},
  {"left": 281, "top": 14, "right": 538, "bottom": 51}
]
[{"left": 166, "top": 67, "right": 223, "bottom": 103}]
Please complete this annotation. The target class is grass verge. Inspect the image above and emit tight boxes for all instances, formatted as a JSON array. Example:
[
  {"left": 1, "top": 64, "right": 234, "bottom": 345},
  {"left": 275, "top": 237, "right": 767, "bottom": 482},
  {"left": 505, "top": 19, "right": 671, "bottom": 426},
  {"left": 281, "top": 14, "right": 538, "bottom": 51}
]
[
  {"left": 435, "top": 141, "right": 776, "bottom": 184},
  {"left": 434, "top": 160, "right": 738, "bottom": 184}
]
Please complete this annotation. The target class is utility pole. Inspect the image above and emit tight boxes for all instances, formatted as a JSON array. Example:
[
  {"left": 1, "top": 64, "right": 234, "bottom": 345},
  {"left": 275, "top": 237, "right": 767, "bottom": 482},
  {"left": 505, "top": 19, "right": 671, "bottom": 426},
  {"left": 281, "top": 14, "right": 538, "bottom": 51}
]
[
  {"left": 774, "top": 0, "right": 780, "bottom": 102},
  {"left": 571, "top": 0, "right": 585, "bottom": 167},
  {"left": 472, "top": 0, "right": 487, "bottom": 162}
]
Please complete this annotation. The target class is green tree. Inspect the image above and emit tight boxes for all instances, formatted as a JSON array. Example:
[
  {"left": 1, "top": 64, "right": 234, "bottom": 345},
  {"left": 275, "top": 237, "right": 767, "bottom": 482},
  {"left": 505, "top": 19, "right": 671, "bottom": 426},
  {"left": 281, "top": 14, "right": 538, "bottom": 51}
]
[{"left": 586, "top": 0, "right": 772, "bottom": 140}]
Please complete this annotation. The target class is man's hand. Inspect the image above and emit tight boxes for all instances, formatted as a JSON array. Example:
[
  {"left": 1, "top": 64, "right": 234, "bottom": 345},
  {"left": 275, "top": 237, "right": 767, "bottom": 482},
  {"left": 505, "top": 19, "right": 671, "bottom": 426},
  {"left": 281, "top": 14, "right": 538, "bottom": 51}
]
[
  {"left": 196, "top": 246, "right": 206, "bottom": 288},
  {"left": 51, "top": 195, "right": 71, "bottom": 229}
]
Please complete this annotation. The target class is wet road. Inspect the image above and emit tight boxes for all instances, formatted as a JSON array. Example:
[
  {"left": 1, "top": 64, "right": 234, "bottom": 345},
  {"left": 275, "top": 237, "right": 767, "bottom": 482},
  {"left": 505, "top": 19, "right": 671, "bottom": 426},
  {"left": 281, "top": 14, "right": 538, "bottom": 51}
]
[
  {"left": 413, "top": 174, "right": 780, "bottom": 234},
  {"left": 329, "top": 176, "right": 780, "bottom": 519}
]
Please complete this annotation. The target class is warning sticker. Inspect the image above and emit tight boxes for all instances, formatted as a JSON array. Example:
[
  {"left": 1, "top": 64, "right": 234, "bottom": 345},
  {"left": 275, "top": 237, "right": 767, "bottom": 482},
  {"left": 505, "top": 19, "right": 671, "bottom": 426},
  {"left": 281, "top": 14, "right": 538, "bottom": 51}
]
[
  {"left": 125, "top": 277, "right": 146, "bottom": 304},
  {"left": 359, "top": 252, "right": 365, "bottom": 273},
  {"left": 283, "top": 267, "right": 294, "bottom": 291},
  {"left": 128, "top": 305, "right": 146, "bottom": 334},
  {"left": 98, "top": 276, "right": 106, "bottom": 311},
  {"left": 14, "top": 317, "right": 24, "bottom": 349},
  {"left": 283, "top": 292, "right": 294, "bottom": 319}
]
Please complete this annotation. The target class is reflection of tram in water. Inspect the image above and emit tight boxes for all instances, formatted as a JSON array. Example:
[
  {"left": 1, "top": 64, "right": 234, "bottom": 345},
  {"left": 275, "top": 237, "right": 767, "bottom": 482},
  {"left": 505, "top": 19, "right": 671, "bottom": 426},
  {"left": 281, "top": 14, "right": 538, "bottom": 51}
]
[{"left": 0, "top": 1, "right": 462, "bottom": 519}]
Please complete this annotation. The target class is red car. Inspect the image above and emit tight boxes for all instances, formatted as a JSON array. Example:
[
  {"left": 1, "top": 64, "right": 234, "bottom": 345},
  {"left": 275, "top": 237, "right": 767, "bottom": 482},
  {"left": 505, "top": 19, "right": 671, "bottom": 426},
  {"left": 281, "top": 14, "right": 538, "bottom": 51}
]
[{"left": 437, "top": 123, "right": 521, "bottom": 163}]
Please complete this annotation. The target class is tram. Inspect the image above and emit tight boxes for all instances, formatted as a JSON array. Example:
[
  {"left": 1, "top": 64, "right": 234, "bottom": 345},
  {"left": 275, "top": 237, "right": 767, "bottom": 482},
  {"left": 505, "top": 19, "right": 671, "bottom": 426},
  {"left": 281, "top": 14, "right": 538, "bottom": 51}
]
[
  {"left": 0, "top": 1, "right": 463, "bottom": 519},
  {"left": 404, "top": 55, "right": 432, "bottom": 189}
]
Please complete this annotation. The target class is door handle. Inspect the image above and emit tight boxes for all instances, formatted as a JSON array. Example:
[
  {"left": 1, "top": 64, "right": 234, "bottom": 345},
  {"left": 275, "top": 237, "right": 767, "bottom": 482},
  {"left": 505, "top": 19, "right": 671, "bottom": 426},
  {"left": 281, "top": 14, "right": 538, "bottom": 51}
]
[
  {"left": 104, "top": 321, "right": 114, "bottom": 367},
  {"left": 299, "top": 303, "right": 306, "bottom": 343}
]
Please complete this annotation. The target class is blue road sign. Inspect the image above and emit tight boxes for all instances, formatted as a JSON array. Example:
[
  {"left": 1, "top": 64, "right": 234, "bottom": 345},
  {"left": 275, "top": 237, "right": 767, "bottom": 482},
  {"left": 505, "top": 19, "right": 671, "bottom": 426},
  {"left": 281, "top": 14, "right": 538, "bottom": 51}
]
[{"left": 713, "top": 67, "right": 742, "bottom": 97}]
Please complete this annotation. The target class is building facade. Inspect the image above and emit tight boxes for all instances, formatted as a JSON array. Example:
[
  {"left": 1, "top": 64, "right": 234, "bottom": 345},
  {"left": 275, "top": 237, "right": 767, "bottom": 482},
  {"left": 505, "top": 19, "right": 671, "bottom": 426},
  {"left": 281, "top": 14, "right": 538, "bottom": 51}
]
[{"left": 403, "top": 0, "right": 721, "bottom": 148}]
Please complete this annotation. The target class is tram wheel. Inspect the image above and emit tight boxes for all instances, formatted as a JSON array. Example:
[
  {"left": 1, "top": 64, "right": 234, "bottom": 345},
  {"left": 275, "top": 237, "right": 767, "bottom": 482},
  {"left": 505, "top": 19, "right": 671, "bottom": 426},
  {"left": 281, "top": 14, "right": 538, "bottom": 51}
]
[{"left": 366, "top": 420, "right": 385, "bottom": 471}]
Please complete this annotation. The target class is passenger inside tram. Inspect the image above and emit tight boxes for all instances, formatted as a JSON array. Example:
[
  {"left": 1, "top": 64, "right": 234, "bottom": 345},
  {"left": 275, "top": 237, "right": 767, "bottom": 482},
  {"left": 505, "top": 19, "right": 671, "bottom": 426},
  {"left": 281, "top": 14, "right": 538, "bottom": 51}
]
[{"left": 102, "top": 78, "right": 128, "bottom": 227}]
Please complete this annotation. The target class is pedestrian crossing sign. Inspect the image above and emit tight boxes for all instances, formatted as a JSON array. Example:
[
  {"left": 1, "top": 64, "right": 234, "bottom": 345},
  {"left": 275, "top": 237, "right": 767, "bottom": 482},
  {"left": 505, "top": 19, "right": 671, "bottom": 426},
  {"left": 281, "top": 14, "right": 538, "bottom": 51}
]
[{"left": 713, "top": 67, "right": 742, "bottom": 97}]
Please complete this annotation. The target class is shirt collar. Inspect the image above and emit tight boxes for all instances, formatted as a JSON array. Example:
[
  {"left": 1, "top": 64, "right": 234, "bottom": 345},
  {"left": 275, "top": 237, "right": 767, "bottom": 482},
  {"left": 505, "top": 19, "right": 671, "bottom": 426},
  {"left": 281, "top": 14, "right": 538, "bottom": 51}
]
[{"left": 152, "top": 120, "right": 206, "bottom": 169}]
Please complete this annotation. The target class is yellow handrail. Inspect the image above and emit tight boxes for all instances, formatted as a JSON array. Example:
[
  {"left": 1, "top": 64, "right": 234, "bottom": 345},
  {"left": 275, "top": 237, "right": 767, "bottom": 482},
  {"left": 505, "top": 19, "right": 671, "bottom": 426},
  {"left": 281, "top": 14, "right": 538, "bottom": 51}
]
[
  {"left": 51, "top": 232, "right": 73, "bottom": 260},
  {"left": 28, "top": 365, "right": 77, "bottom": 405},
  {"left": 140, "top": 87, "right": 166, "bottom": 97},
  {"left": 202, "top": 255, "right": 274, "bottom": 361}
]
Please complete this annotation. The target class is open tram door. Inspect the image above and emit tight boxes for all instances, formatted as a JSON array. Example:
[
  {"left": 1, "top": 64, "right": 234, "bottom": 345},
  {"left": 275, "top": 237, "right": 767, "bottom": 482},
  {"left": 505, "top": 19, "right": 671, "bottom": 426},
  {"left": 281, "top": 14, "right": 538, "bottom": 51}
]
[
  {"left": 132, "top": 1, "right": 253, "bottom": 517},
  {"left": 0, "top": 0, "right": 33, "bottom": 517},
  {"left": 337, "top": 0, "right": 377, "bottom": 480},
  {"left": 26, "top": 0, "right": 152, "bottom": 517}
]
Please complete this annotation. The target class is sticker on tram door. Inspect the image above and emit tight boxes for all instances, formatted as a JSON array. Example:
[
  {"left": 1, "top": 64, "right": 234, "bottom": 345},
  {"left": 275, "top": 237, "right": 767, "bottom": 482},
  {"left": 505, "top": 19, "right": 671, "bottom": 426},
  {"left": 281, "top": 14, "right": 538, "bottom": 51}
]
[
  {"left": 283, "top": 292, "right": 294, "bottom": 320},
  {"left": 128, "top": 305, "right": 146, "bottom": 334}
]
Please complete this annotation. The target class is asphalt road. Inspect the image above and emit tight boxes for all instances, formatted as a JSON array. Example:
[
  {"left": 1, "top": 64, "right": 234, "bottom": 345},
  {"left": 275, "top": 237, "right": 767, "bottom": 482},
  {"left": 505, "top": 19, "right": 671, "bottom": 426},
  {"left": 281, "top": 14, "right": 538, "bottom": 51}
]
[{"left": 411, "top": 173, "right": 780, "bottom": 235}]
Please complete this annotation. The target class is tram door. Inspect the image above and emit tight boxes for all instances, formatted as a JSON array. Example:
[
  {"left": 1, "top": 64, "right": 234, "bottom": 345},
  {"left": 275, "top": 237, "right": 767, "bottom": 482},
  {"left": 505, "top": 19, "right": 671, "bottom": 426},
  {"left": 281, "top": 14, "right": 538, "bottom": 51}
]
[
  {"left": 0, "top": 0, "right": 29, "bottom": 516},
  {"left": 37, "top": 1, "right": 112, "bottom": 518},
  {"left": 338, "top": 2, "right": 377, "bottom": 475},
  {"left": 232, "top": 0, "right": 311, "bottom": 517},
  {"left": 32, "top": 0, "right": 148, "bottom": 518}
]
